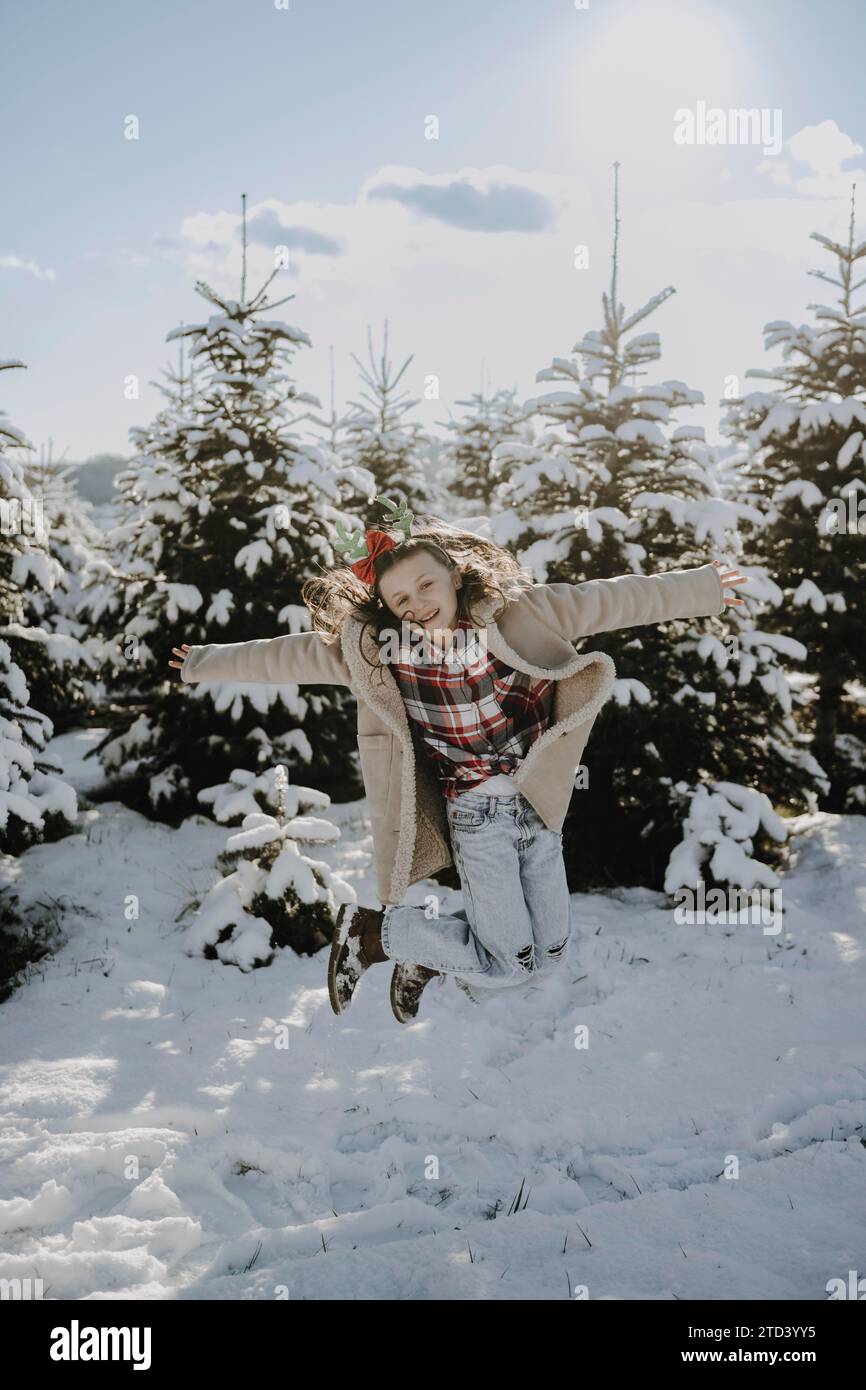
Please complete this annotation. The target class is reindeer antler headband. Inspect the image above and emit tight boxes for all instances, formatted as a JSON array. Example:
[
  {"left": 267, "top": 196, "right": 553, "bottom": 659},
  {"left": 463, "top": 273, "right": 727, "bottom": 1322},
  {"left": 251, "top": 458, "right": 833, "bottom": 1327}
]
[{"left": 331, "top": 495, "right": 415, "bottom": 589}]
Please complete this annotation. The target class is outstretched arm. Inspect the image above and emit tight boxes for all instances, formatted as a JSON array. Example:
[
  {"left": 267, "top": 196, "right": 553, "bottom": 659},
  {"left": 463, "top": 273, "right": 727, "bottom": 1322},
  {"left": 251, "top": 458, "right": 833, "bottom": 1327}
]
[
  {"left": 168, "top": 631, "right": 351, "bottom": 686},
  {"left": 527, "top": 561, "right": 746, "bottom": 641}
]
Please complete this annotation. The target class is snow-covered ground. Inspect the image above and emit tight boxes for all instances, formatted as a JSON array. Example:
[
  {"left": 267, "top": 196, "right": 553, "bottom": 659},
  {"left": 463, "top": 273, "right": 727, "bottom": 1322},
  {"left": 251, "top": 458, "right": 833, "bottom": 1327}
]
[{"left": 0, "top": 728, "right": 863, "bottom": 1301}]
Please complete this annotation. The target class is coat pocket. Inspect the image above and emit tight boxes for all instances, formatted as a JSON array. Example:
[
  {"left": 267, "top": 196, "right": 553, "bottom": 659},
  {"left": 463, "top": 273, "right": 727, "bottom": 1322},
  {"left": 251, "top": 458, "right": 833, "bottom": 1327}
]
[{"left": 356, "top": 732, "right": 394, "bottom": 822}]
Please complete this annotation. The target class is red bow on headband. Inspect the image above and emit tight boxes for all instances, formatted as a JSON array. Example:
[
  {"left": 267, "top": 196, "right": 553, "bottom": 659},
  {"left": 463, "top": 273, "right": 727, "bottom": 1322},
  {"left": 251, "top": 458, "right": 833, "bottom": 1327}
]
[{"left": 351, "top": 529, "right": 397, "bottom": 588}]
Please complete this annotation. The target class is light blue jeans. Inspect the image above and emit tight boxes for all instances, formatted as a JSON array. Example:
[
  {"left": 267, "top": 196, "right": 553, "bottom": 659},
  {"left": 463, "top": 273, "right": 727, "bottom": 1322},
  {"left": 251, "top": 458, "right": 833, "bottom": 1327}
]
[{"left": 380, "top": 789, "right": 572, "bottom": 991}]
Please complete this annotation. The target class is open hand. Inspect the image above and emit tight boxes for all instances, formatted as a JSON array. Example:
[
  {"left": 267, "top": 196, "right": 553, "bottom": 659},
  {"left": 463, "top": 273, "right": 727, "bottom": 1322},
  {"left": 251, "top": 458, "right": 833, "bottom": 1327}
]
[
  {"left": 711, "top": 560, "right": 747, "bottom": 607},
  {"left": 168, "top": 643, "right": 191, "bottom": 672}
]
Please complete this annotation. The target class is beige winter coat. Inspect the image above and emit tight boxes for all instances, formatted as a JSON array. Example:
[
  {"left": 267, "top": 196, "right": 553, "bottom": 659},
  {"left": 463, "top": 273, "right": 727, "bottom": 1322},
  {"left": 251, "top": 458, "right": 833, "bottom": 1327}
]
[{"left": 180, "top": 563, "right": 725, "bottom": 904}]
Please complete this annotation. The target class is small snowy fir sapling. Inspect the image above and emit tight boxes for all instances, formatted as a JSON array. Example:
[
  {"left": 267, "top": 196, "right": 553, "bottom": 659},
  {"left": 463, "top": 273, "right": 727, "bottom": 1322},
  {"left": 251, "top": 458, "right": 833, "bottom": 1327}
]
[
  {"left": 437, "top": 385, "right": 532, "bottom": 515},
  {"left": 185, "top": 764, "right": 355, "bottom": 970},
  {"left": 664, "top": 780, "right": 788, "bottom": 907},
  {"left": 343, "top": 319, "right": 435, "bottom": 514}
]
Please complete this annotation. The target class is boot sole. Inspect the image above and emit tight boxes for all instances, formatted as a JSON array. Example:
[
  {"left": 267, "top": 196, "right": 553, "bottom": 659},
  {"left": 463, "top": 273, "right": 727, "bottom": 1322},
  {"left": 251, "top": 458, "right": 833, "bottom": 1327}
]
[
  {"left": 390, "top": 965, "right": 412, "bottom": 1024},
  {"left": 328, "top": 902, "right": 362, "bottom": 1016},
  {"left": 390, "top": 963, "right": 439, "bottom": 1024}
]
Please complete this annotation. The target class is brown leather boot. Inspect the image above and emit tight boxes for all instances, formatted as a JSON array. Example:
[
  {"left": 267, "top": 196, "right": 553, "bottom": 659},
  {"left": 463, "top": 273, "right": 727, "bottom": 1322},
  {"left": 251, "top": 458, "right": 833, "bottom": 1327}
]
[
  {"left": 328, "top": 902, "right": 389, "bottom": 1015},
  {"left": 390, "top": 961, "right": 441, "bottom": 1023}
]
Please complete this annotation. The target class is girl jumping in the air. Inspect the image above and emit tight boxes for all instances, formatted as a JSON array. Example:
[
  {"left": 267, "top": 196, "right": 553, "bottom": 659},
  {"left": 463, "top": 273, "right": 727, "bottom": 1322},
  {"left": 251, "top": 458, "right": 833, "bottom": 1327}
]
[{"left": 170, "top": 495, "right": 746, "bottom": 1025}]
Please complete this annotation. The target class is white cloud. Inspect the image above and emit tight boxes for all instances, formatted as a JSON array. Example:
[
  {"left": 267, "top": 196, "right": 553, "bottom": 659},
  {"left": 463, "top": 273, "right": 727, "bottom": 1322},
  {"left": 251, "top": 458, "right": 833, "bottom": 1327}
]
[
  {"left": 757, "top": 118, "right": 865, "bottom": 198},
  {"left": 0, "top": 254, "right": 56, "bottom": 282}
]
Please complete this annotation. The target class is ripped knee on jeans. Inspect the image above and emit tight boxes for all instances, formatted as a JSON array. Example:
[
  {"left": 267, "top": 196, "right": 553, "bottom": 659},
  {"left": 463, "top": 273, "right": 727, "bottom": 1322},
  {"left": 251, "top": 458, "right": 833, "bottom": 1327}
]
[
  {"left": 546, "top": 937, "right": 568, "bottom": 963},
  {"left": 514, "top": 943, "right": 535, "bottom": 974}
]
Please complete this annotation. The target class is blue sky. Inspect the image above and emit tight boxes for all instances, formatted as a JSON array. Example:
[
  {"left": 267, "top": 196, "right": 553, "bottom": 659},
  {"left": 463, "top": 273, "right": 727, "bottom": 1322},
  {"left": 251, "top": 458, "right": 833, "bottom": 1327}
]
[{"left": 4, "top": 0, "right": 866, "bottom": 461}]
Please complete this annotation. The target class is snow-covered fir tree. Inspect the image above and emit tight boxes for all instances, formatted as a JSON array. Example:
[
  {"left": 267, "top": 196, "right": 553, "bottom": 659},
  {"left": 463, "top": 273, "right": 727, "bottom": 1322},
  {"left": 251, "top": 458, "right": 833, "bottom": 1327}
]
[
  {"left": 437, "top": 385, "right": 530, "bottom": 514},
  {"left": 93, "top": 201, "right": 375, "bottom": 817},
  {"left": 720, "top": 187, "right": 866, "bottom": 812},
  {"left": 185, "top": 763, "right": 354, "bottom": 969},
  {"left": 487, "top": 171, "right": 822, "bottom": 890},
  {"left": 20, "top": 440, "right": 105, "bottom": 728},
  {"left": 0, "top": 361, "right": 77, "bottom": 857},
  {"left": 85, "top": 336, "right": 218, "bottom": 804},
  {"left": 344, "top": 320, "right": 435, "bottom": 513},
  {"left": 82, "top": 332, "right": 205, "bottom": 707}
]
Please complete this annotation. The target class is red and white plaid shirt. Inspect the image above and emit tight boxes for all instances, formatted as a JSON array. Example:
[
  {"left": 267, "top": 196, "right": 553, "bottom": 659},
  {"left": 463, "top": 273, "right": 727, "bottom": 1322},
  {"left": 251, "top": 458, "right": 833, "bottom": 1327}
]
[{"left": 383, "top": 616, "right": 554, "bottom": 800}]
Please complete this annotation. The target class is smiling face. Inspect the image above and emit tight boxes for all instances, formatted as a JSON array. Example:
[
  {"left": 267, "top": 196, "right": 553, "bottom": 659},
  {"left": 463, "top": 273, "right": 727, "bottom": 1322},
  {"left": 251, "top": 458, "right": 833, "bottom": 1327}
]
[{"left": 377, "top": 549, "right": 462, "bottom": 634}]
